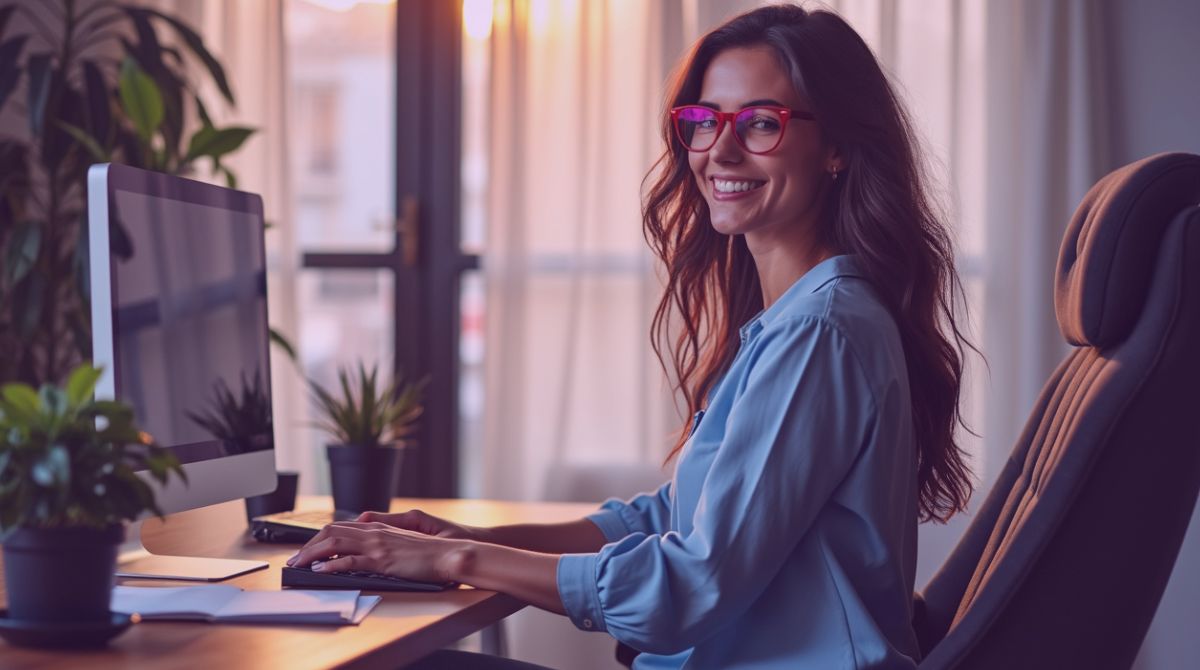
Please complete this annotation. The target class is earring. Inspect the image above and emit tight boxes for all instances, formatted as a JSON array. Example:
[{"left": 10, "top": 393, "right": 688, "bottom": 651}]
[{"left": 830, "top": 167, "right": 840, "bottom": 181}]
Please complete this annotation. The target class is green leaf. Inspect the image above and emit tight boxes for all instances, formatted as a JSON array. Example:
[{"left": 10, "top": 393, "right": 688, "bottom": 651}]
[
  {"left": 65, "top": 365, "right": 102, "bottom": 407},
  {"left": 0, "top": 35, "right": 29, "bottom": 111},
  {"left": 38, "top": 385, "right": 67, "bottom": 417},
  {"left": 56, "top": 121, "right": 110, "bottom": 163},
  {"left": 118, "top": 57, "right": 163, "bottom": 142},
  {"left": 134, "top": 7, "right": 235, "bottom": 104},
  {"left": 15, "top": 271, "right": 45, "bottom": 336},
  {"left": 194, "top": 94, "right": 213, "bottom": 128},
  {"left": 185, "top": 126, "right": 254, "bottom": 162},
  {"left": 31, "top": 445, "right": 69, "bottom": 487},
  {"left": 25, "top": 53, "right": 52, "bottom": 137},
  {"left": 269, "top": 328, "right": 298, "bottom": 362},
  {"left": 3, "top": 220, "right": 41, "bottom": 286},
  {"left": 219, "top": 164, "right": 237, "bottom": 189},
  {"left": 88, "top": 400, "right": 134, "bottom": 421},
  {"left": 1, "top": 384, "right": 40, "bottom": 417}
]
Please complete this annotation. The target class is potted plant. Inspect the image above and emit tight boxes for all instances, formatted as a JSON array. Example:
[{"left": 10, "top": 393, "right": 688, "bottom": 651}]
[
  {"left": 309, "top": 363, "right": 424, "bottom": 515},
  {"left": 0, "top": 1, "right": 266, "bottom": 387},
  {"left": 186, "top": 370, "right": 298, "bottom": 525},
  {"left": 0, "top": 364, "right": 185, "bottom": 642}
]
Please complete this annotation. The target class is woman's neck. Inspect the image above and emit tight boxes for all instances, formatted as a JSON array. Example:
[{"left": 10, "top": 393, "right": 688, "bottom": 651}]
[{"left": 746, "top": 224, "right": 835, "bottom": 309}]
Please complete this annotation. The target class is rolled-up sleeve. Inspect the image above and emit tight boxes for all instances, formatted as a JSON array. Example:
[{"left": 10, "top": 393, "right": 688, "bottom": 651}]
[
  {"left": 585, "top": 481, "right": 673, "bottom": 542},
  {"left": 557, "top": 316, "right": 878, "bottom": 654}
]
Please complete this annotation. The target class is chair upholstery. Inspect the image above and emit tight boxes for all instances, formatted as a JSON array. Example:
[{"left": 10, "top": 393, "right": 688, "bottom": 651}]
[{"left": 914, "top": 152, "right": 1200, "bottom": 669}]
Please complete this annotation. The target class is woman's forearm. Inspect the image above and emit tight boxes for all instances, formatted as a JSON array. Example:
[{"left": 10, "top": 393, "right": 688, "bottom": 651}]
[
  {"left": 473, "top": 518, "right": 607, "bottom": 554},
  {"left": 441, "top": 541, "right": 566, "bottom": 615}
]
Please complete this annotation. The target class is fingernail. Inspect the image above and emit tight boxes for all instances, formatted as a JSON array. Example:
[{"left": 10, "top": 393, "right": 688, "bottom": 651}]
[
  {"left": 311, "top": 561, "right": 325, "bottom": 572},
  {"left": 286, "top": 554, "right": 297, "bottom": 566}
]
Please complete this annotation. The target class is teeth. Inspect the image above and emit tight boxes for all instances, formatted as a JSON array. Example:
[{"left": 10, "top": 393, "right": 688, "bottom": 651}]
[{"left": 714, "top": 179, "right": 764, "bottom": 193}]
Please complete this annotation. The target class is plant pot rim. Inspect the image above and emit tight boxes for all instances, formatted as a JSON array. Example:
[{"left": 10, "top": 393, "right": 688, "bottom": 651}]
[
  {"left": 3, "top": 523, "right": 125, "bottom": 549},
  {"left": 326, "top": 442, "right": 409, "bottom": 450}
]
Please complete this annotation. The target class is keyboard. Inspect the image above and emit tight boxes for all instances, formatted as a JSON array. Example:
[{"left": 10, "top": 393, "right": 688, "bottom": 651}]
[{"left": 281, "top": 564, "right": 454, "bottom": 592}]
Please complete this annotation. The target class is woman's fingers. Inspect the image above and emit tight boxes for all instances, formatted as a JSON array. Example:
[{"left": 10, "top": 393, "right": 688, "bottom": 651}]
[
  {"left": 357, "top": 509, "right": 430, "bottom": 532},
  {"left": 312, "top": 553, "right": 371, "bottom": 573},
  {"left": 285, "top": 521, "right": 455, "bottom": 582},
  {"left": 287, "top": 525, "right": 365, "bottom": 566}
]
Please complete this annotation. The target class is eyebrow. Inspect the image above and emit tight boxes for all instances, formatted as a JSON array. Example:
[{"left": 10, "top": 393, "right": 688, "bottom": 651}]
[{"left": 697, "top": 98, "right": 788, "bottom": 109}]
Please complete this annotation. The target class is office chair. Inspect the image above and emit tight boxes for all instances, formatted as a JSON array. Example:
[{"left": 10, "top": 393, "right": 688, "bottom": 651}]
[{"left": 914, "top": 152, "right": 1200, "bottom": 669}]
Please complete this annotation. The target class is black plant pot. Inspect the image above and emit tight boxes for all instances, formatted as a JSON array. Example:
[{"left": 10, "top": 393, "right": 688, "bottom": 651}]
[
  {"left": 244, "top": 471, "right": 300, "bottom": 525},
  {"left": 327, "top": 444, "right": 405, "bottom": 515},
  {"left": 2, "top": 524, "right": 124, "bottom": 623}
]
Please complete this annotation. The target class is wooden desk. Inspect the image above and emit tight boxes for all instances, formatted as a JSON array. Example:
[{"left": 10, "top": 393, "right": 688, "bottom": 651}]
[{"left": 0, "top": 496, "right": 597, "bottom": 669}]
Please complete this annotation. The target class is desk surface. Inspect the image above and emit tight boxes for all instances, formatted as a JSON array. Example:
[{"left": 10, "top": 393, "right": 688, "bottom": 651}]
[{"left": 0, "top": 496, "right": 597, "bottom": 670}]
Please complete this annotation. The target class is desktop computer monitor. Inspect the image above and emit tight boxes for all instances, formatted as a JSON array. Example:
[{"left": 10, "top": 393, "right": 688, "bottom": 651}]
[{"left": 88, "top": 163, "right": 277, "bottom": 580}]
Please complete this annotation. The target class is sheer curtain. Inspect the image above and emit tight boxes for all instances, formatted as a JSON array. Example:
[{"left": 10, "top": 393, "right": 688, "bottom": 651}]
[{"left": 478, "top": 0, "right": 692, "bottom": 503}]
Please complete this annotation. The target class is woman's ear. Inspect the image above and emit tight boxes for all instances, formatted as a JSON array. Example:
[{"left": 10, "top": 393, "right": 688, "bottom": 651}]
[{"left": 824, "top": 144, "right": 844, "bottom": 177}]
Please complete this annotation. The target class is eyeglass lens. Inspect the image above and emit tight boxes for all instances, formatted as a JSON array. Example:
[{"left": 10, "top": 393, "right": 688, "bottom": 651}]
[{"left": 675, "top": 107, "right": 785, "bottom": 153}]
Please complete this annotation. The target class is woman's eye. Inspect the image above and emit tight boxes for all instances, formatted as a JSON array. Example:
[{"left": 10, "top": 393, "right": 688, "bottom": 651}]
[
  {"left": 748, "top": 116, "right": 781, "bottom": 131},
  {"left": 694, "top": 119, "right": 718, "bottom": 131}
]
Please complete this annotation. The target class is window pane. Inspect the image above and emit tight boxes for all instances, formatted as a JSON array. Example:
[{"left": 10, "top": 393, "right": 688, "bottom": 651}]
[
  {"left": 286, "top": 0, "right": 395, "bottom": 252},
  {"left": 296, "top": 269, "right": 394, "bottom": 489},
  {"left": 458, "top": 269, "right": 486, "bottom": 498},
  {"left": 461, "top": 0, "right": 491, "bottom": 255}
]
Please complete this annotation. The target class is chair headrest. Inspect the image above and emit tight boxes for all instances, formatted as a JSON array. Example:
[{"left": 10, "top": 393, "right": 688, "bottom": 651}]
[{"left": 1056, "top": 152, "right": 1200, "bottom": 347}]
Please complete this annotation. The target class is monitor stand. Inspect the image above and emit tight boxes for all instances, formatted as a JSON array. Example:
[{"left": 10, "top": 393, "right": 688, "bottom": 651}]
[{"left": 116, "top": 520, "right": 268, "bottom": 582}]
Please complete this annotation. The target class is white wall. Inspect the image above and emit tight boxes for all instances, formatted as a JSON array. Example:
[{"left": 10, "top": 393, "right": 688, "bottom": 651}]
[{"left": 1102, "top": 2, "right": 1200, "bottom": 667}]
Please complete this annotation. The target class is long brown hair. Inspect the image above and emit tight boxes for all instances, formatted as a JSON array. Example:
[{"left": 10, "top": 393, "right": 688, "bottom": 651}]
[{"left": 643, "top": 5, "right": 975, "bottom": 523}]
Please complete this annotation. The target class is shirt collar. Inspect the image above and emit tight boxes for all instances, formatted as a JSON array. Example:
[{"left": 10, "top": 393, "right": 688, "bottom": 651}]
[{"left": 738, "top": 254, "right": 865, "bottom": 342}]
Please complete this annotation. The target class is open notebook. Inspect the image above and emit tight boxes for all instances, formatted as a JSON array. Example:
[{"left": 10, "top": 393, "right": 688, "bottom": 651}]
[{"left": 112, "top": 584, "right": 381, "bottom": 625}]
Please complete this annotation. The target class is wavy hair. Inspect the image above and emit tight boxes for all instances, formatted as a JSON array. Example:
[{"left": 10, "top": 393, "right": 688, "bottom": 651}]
[{"left": 643, "top": 5, "right": 976, "bottom": 523}]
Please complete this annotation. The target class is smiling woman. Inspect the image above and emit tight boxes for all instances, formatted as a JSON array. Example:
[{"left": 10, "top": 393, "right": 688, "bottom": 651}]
[{"left": 293, "top": 4, "right": 976, "bottom": 669}]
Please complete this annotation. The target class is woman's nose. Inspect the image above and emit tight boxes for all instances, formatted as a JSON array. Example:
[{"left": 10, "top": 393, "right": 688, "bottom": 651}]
[{"left": 709, "top": 124, "right": 743, "bottom": 164}]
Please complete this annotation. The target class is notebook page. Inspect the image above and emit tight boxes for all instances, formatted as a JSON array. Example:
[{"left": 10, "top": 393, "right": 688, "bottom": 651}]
[
  {"left": 112, "top": 585, "right": 243, "bottom": 620},
  {"left": 351, "top": 595, "right": 382, "bottom": 624},
  {"left": 215, "top": 589, "right": 360, "bottom": 622}
]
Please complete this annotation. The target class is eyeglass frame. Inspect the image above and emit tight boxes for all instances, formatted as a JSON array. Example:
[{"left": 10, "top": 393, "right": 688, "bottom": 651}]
[{"left": 669, "top": 105, "right": 817, "bottom": 155}]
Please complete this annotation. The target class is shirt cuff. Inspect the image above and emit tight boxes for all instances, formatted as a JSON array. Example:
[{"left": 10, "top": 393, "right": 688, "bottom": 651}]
[
  {"left": 557, "top": 553, "right": 608, "bottom": 633},
  {"left": 586, "top": 509, "right": 629, "bottom": 543}
]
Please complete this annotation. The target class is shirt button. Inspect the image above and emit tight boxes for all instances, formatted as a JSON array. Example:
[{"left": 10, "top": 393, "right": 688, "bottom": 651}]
[{"left": 582, "top": 618, "right": 594, "bottom": 629}]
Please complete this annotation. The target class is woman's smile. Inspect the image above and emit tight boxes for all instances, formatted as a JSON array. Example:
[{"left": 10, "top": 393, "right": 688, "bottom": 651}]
[{"left": 711, "top": 175, "right": 767, "bottom": 200}]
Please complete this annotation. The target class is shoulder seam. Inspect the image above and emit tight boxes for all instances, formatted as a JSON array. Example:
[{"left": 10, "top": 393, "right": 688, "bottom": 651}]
[{"left": 758, "top": 313, "right": 882, "bottom": 415}]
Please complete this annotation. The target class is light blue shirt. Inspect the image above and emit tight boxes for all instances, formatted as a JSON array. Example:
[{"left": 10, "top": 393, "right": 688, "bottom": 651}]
[{"left": 557, "top": 255, "right": 920, "bottom": 669}]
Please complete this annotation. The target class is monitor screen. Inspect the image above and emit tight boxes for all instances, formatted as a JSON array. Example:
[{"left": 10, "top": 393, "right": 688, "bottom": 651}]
[{"left": 108, "top": 186, "right": 273, "bottom": 465}]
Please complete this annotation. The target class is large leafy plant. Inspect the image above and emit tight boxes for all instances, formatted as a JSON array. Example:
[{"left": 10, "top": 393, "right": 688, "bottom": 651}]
[
  {"left": 0, "top": 1, "right": 256, "bottom": 386},
  {"left": 310, "top": 363, "right": 425, "bottom": 449},
  {"left": 0, "top": 364, "right": 185, "bottom": 534}
]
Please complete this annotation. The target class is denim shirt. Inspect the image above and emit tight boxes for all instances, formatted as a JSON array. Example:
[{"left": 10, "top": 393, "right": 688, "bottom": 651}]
[{"left": 557, "top": 255, "right": 920, "bottom": 669}]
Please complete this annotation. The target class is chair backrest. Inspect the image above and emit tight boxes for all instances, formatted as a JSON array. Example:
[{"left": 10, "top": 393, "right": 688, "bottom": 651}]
[{"left": 914, "top": 153, "right": 1200, "bottom": 670}]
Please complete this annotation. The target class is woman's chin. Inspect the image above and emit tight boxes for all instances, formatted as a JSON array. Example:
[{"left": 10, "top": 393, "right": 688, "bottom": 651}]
[{"left": 709, "top": 218, "right": 751, "bottom": 237}]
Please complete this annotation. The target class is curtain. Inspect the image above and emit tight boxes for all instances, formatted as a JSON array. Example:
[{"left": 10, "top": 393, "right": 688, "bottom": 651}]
[
  {"left": 477, "top": 0, "right": 691, "bottom": 503},
  {"left": 981, "top": 0, "right": 1110, "bottom": 480}
]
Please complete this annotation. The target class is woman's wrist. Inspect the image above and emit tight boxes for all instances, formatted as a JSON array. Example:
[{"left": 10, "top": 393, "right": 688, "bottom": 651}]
[
  {"left": 436, "top": 538, "right": 482, "bottom": 583},
  {"left": 432, "top": 539, "right": 566, "bottom": 615}
]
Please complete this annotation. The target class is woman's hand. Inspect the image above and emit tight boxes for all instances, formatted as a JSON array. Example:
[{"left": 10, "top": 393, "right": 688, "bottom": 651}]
[
  {"left": 354, "top": 509, "right": 481, "bottom": 542},
  {"left": 288, "top": 521, "right": 568, "bottom": 615},
  {"left": 286, "top": 521, "right": 468, "bottom": 583}
]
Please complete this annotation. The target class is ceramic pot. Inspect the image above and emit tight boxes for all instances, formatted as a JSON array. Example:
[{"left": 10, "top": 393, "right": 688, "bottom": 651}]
[
  {"left": 2, "top": 524, "right": 124, "bottom": 623},
  {"left": 326, "top": 444, "right": 405, "bottom": 515},
  {"left": 244, "top": 471, "right": 300, "bottom": 525}
]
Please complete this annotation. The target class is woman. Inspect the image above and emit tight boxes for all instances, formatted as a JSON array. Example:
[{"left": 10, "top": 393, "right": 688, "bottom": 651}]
[{"left": 289, "top": 5, "right": 975, "bottom": 668}]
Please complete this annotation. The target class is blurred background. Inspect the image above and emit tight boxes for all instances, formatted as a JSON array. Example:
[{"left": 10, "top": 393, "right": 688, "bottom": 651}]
[{"left": 0, "top": 0, "right": 1196, "bottom": 667}]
